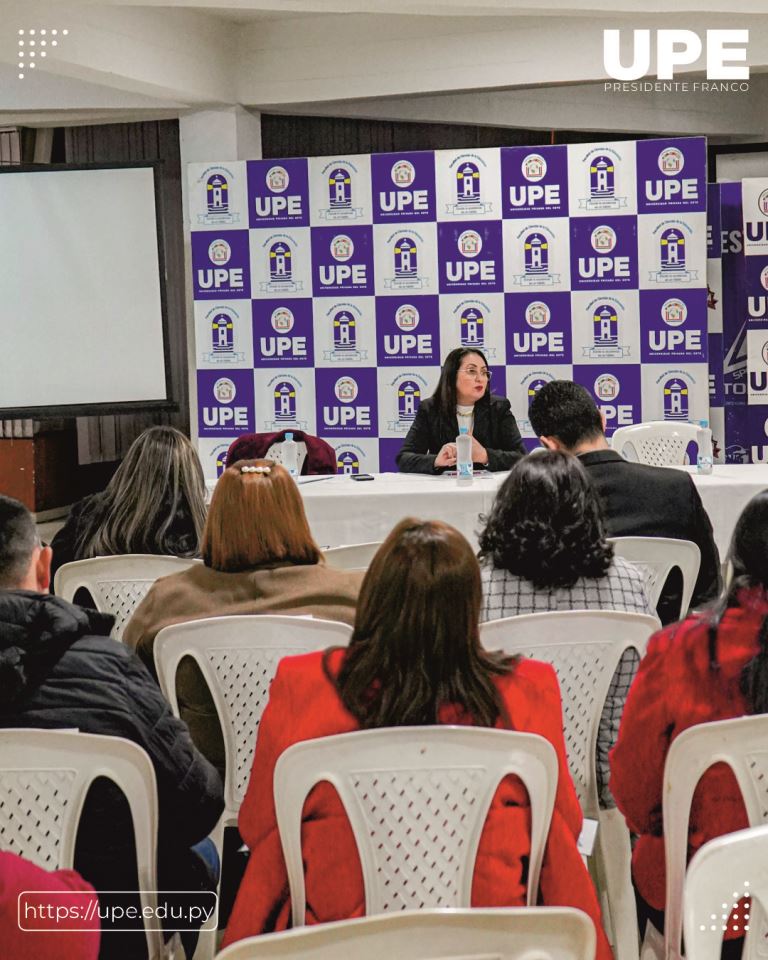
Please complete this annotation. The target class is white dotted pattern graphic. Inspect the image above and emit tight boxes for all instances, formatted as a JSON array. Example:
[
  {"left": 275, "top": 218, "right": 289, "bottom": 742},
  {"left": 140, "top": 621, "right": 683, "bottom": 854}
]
[{"left": 17, "top": 27, "right": 68, "bottom": 79}]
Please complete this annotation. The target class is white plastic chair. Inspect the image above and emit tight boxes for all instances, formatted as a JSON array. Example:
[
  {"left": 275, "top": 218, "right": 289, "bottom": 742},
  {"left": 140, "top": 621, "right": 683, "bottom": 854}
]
[
  {"left": 54, "top": 554, "right": 201, "bottom": 642},
  {"left": 480, "top": 610, "right": 660, "bottom": 960},
  {"left": 684, "top": 824, "right": 768, "bottom": 960},
  {"left": 0, "top": 729, "right": 165, "bottom": 959},
  {"left": 655, "top": 715, "right": 768, "bottom": 960},
  {"left": 215, "top": 907, "right": 596, "bottom": 960},
  {"left": 323, "top": 541, "right": 382, "bottom": 571},
  {"left": 266, "top": 439, "right": 307, "bottom": 473},
  {"left": 608, "top": 537, "right": 701, "bottom": 621},
  {"left": 274, "top": 726, "right": 558, "bottom": 926},
  {"left": 611, "top": 421, "right": 700, "bottom": 466},
  {"left": 154, "top": 615, "right": 352, "bottom": 958}
]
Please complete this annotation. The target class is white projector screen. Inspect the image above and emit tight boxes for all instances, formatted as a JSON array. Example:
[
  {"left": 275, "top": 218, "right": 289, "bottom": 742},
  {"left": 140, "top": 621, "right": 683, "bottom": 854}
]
[{"left": 0, "top": 163, "right": 170, "bottom": 417}]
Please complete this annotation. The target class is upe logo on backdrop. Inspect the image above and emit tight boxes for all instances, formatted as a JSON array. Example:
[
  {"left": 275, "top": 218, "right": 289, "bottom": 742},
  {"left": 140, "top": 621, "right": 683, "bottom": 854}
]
[
  {"left": 204, "top": 307, "right": 245, "bottom": 363},
  {"left": 198, "top": 238, "right": 244, "bottom": 291},
  {"left": 383, "top": 305, "right": 433, "bottom": 358},
  {"left": 379, "top": 160, "right": 429, "bottom": 215},
  {"left": 445, "top": 230, "right": 496, "bottom": 283},
  {"left": 577, "top": 225, "right": 630, "bottom": 281},
  {"left": 584, "top": 300, "right": 630, "bottom": 359},
  {"left": 258, "top": 306, "right": 308, "bottom": 360},
  {"left": 202, "top": 378, "right": 248, "bottom": 429},
  {"left": 603, "top": 29, "right": 749, "bottom": 81},
  {"left": 323, "top": 304, "right": 368, "bottom": 362},
  {"left": 337, "top": 447, "right": 364, "bottom": 475},
  {"left": 662, "top": 376, "right": 690, "bottom": 421},
  {"left": 509, "top": 154, "right": 561, "bottom": 209},
  {"left": 384, "top": 232, "right": 429, "bottom": 290},
  {"left": 512, "top": 302, "right": 564, "bottom": 356},
  {"left": 649, "top": 223, "right": 698, "bottom": 283},
  {"left": 319, "top": 234, "right": 368, "bottom": 287},
  {"left": 323, "top": 376, "right": 371, "bottom": 429},
  {"left": 319, "top": 162, "right": 364, "bottom": 221},
  {"left": 511, "top": 228, "right": 560, "bottom": 286},
  {"left": 253, "top": 165, "right": 303, "bottom": 219},
  {"left": 594, "top": 373, "right": 634, "bottom": 427},
  {"left": 265, "top": 377, "right": 307, "bottom": 431},
  {"left": 644, "top": 147, "right": 699, "bottom": 205},
  {"left": 199, "top": 167, "right": 240, "bottom": 225},
  {"left": 648, "top": 299, "right": 701, "bottom": 354}
]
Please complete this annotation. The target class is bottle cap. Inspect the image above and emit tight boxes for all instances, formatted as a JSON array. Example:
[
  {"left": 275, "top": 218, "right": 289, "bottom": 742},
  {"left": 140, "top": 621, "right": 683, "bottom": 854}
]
[
  {"left": 459, "top": 426, "right": 468, "bottom": 435},
  {"left": 285, "top": 432, "right": 294, "bottom": 441},
  {"left": 698, "top": 420, "right": 709, "bottom": 429}
]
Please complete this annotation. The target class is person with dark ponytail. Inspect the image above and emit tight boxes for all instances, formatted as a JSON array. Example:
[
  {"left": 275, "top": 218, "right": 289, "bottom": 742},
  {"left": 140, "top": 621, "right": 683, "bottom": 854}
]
[{"left": 610, "top": 490, "right": 768, "bottom": 948}]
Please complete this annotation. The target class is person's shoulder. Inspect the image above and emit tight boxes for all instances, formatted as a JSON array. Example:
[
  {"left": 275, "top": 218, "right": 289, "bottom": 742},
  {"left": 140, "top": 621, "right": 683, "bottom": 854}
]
[
  {"left": 494, "top": 656, "right": 559, "bottom": 700},
  {"left": 489, "top": 394, "right": 512, "bottom": 412},
  {"left": 272, "top": 648, "right": 338, "bottom": 698},
  {"left": 610, "top": 553, "right": 651, "bottom": 584},
  {"left": 646, "top": 612, "right": 707, "bottom": 660},
  {"left": 615, "top": 458, "right": 692, "bottom": 490}
]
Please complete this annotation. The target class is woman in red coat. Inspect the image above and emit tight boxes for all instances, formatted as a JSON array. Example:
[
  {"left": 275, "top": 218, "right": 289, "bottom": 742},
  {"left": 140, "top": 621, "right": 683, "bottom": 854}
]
[
  {"left": 610, "top": 491, "right": 768, "bottom": 947},
  {"left": 223, "top": 518, "right": 611, "bottom": 959}
]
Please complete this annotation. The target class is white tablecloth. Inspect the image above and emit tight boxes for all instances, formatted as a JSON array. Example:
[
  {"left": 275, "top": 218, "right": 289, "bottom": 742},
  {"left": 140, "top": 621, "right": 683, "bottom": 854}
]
[
  {"left": 680, "top": 464, "right": 768, "bottom": 557},
  {"left": 207, "top": 465, "right": 768, "bottom": 556}
]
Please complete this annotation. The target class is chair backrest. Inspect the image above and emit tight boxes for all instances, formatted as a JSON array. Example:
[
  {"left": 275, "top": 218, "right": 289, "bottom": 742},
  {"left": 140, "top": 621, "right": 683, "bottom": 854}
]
[
  {"left": 266, "top": 440, "right": 308, "bottom": 474},
  {"left": 664, "top": 715, "right": 768, "bottom": 960},
  {"left": 54, "top": 554, "right": 201, "bottom": 641},
  {"left": 608, "top": 536, "right": 701, "bottom": 620},
  {"left": 611, "top": 420, "right": 700, "bottom": 466},
  {"left": 479, "top": 610, "right": 659, "bottom": 814},
  {"left": 323, "top": 541, "right": 383, "bottom": 571},
  {"left": 215, "top": 907, "right": 596, "bottom": 960},
  {"left": 154, "top": 615, "right": 353, "bottom": 812},
  {"left": 684, "top": 824, "right": 768, "bottom": 960},
  {"left": 274, "top": 726, "right": 558, "bottom": 926},
  {"left": 0, "top": 729, "right": 162, "bottom": 958},
  {"left": 226, "top": 431, "right": 337, "bottom": 475}
]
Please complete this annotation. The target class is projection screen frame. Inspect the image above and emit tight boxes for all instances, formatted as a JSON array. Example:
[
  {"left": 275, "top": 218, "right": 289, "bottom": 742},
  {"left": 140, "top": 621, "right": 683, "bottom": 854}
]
[{"left": 0, "top": 160, "right": 177, "bottom": 420}]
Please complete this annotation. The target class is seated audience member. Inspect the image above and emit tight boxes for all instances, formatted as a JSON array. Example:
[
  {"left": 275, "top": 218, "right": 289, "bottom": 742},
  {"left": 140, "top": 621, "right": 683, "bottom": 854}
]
[
  {"left": 124, "top": 459, "right": 363, "bottom": 771},
  {"left": 396, "top": 347, "right": 526, "bottom": 474},
  {"left": 0, "top": 496, "right": 224, "bottom": 959},
  {"left": 528, "top": 379, "right": 720, "bottom": 624},
  {"left": 0, "top": 852, "right": 100, "bottom": 960},
  {"left": 222, "top": 519, "right": 611, "bottom": 960},
  {"left": 51, "top": 425, "right": 207, "bottom": 583},
  {"left": 611, "top": 491, "right": 768, "bottom": 950},
  {"left": 478, "top": 449, "right": 654, "bottom": 807}
]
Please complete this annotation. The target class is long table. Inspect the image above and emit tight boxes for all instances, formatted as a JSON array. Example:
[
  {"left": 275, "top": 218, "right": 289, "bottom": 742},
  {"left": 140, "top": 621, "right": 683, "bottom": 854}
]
[
  {"left": 291, "top": 465, "right": 768, "bottom": 556},
  {"left": 207, "top": 464, "right": 768, "bottom": 555}
]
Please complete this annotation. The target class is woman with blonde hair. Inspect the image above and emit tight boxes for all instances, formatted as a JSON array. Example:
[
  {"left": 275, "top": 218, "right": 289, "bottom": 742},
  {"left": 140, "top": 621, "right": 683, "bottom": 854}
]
[
  {"left": 222, "top": 518, "right": 611, "bottom": 960},
  {"left": 51, "top": 425, "right": 207, "bottom": 579},
  {"left": 124, "top": 459, "right": 362, "bottom": 769}
]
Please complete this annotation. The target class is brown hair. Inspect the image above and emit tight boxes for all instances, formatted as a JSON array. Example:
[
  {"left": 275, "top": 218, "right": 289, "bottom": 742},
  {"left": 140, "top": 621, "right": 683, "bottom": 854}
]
[
  {"left": 77, "top": 425, "right": 207, "bottom": 559},
  {"left": 202, "top": 459, "right": 321, "bottom": 572},
  {"left": 326, "top": 518, "right": 515, "bottom": 728}
]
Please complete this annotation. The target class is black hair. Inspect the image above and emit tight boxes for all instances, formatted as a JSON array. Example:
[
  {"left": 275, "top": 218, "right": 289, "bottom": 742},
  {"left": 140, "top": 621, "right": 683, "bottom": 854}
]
[
  {"left": 528, "top": 380, "right": 604, "bottom": 450},
  {"left": 478, "top": 449, "right": 614, "bottom": 589},
  {"left": 431, "top": 347, "right": 491, "bottom": 426},
  {"left": 0, "top": 496, "right": 38, "bottom": 589},
  {"left": 705, "top": 491, "right": 768, "bottom": 713}
]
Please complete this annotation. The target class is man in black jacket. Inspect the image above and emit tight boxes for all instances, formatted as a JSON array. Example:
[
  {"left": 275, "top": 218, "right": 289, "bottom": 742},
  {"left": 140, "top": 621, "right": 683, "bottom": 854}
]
[
  {"left": 528, "top": 380, "right": 721, "bottom": 623},
  {"left": 0, "top": 495, "right": 224, "bottom": 958}
]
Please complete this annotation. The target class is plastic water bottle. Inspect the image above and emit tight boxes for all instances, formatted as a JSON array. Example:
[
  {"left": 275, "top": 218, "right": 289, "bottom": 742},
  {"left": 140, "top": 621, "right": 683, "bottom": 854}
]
[
  {"left": 282, "top": 432, "right": 299, "bottom": 478},
  {"left": 696, "top": 420, "right": 713, "bottom": 475},
  {"left": 456, "top": 426, "right": 473, "bottom": 487}
]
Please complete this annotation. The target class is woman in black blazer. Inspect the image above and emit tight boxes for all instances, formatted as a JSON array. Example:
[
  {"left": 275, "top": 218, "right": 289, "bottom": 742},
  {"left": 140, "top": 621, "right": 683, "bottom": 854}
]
[{"left": 396, "top": 348, "right": 526, "bottom": 474}]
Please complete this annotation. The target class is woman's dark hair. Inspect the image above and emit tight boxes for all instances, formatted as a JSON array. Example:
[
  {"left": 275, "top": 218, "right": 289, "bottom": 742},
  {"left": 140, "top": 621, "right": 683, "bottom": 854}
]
[
  {"left": 478, "top": 449, "right": 613, "bottom": 589},
  {"left": 704, "top": 491, "right": 768, "bottom": 712},
  {"left": 431, "top": 347, "right": 491, "bottom": 424},
  {"left": 325, "top": 518, "right": 515, "bottom": 728}
]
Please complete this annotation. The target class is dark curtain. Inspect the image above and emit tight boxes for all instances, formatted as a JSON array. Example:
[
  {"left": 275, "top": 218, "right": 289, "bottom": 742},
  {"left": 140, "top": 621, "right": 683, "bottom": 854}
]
[{"left": 261, "top": 114, "right": 655, "bottom": 159}]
